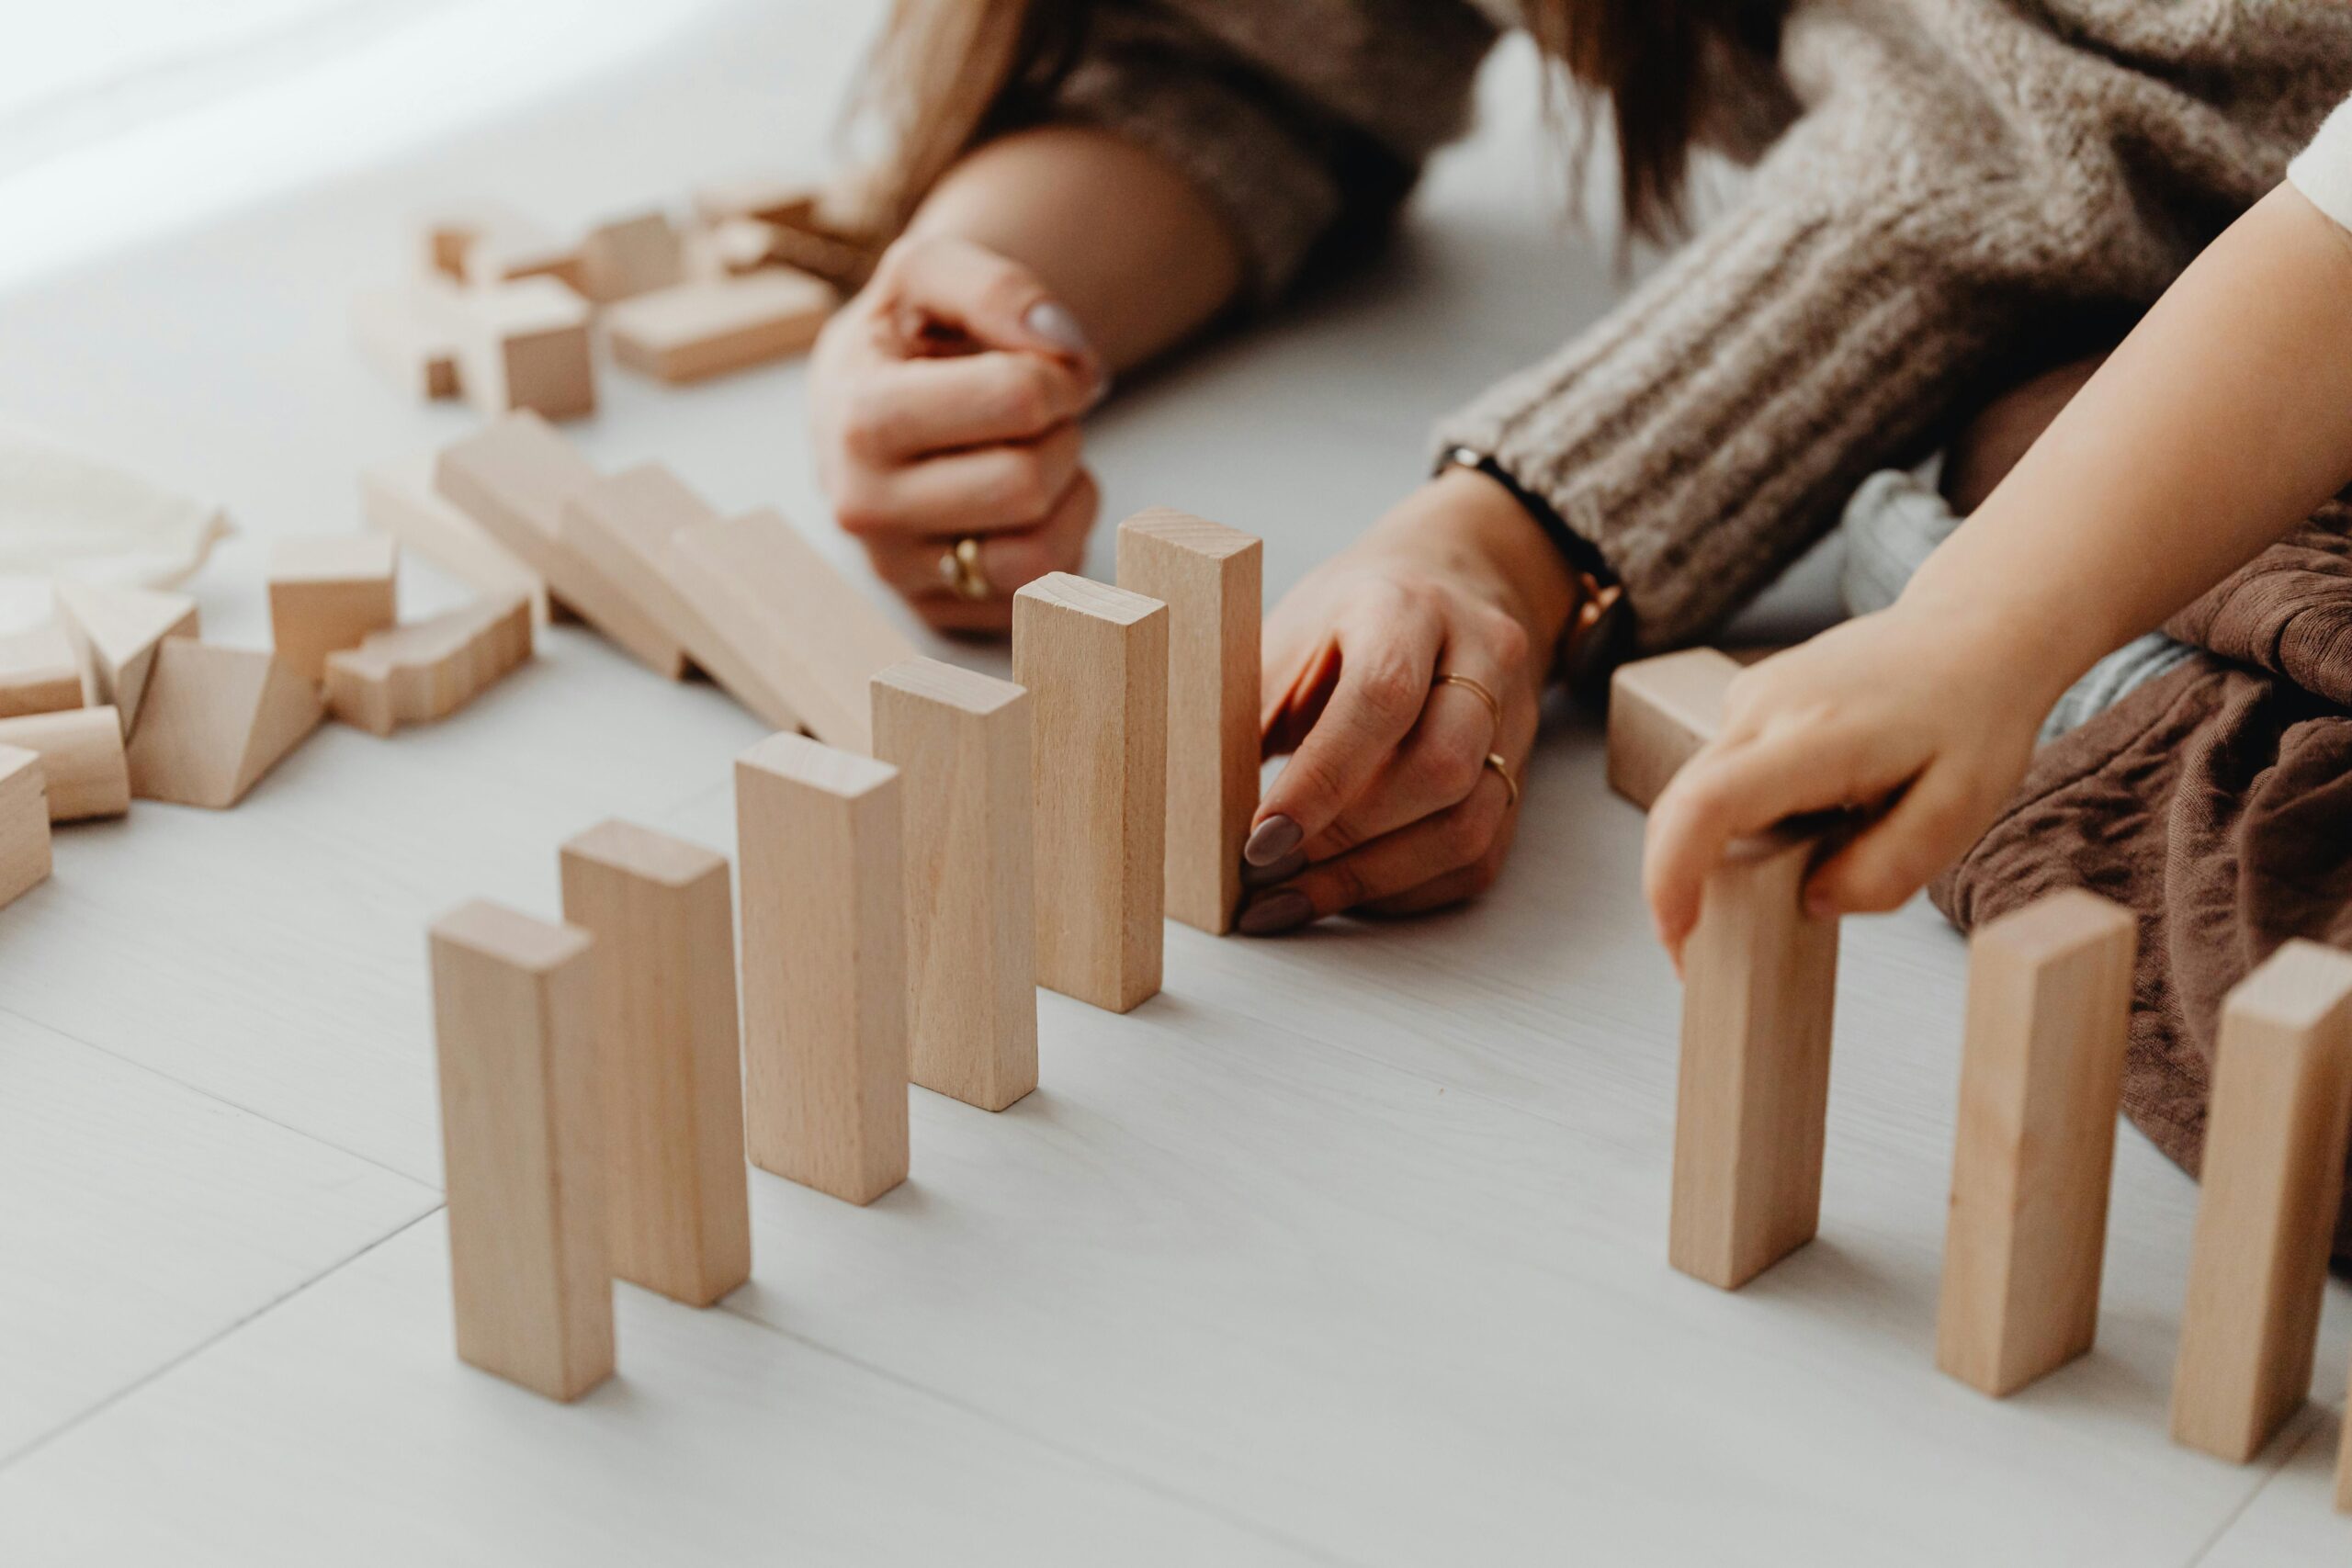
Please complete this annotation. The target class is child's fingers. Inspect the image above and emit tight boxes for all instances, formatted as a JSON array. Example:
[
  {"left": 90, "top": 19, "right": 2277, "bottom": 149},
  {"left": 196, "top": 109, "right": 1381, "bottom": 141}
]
[{"left": 1800, "top": 761, "right": 1992, "bottom": 917}]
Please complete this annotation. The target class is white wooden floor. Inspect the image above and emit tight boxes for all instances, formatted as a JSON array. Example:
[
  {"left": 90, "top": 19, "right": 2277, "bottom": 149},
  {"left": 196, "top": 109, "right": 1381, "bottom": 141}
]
[{"left": 0, "top": 4, "right": 2345, "bottom": 1562}]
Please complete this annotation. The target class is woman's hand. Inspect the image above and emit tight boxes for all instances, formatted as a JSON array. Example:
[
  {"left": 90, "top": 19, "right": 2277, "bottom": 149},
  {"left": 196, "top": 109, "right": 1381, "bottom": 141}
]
[
  {"left": 1643, "top": 602, "right": 2061, "bottom": 964},
  {"left": 1235, "top": 468, "right": 1581, "bottom": 934},
  {"left": 810, "top": 234, "right": 1107, "bottom": 633}
]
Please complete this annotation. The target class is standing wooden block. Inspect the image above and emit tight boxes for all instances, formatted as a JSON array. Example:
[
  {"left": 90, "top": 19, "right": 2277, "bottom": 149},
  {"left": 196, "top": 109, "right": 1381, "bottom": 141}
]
[
  {"left": 577, "top": 211, "right": 686, "bottom": 303},
  {"left": 126, "top": 642, "right": 322, "bottom": 808},
  {"left": 734, "top": 734, "right": 909, "bottom": 1205},
  {"left": 435, "top": 276, "right": 595, "bottom": 422},
  {"left": 350, "top": 280, "right": 460, "bottom": 400},
  {"left": 560, "top": 820, "right": 751, "bottom": 1307},
  {"left": 428, "top": 899, "right": 612, "bottom": 1402},
  {"left": 267, "top": 536, "right": 398, "bottom": 682},
  {"left": 1668, "top": 830, "right": 1840, "bottom": 1290},
  {"left": 1115, "top": 509, "right": 1261, "bottom": 935},
  {"left": 604, "top": 271, "right": 836, "bottom": 384},
  {"left": 0, "top": 745, "right": 50, "bottom": 908},
  {"left": 360, "top": 457, "right": 550, "bottom": 631},
  {"left": 323, "top": 597, "right": 533, "bottom": 736},
  {"left": 51, "top": 578, "right": 199, "bottom": 734},
  {"left": 0, "top": 620, "right": 84, "bottom": 717},
  {"left": 0, "top": 707, "right": 128, "bottom": 821},
  {"left": 435, "top": 413, "right": 688, "bottom": 680},
  {"left": 871, "top": 659, "right": 1037, "bottom": 1111},
  {"left": 2170, "top": 940, "right": 2352, "bottom": 1462},
  {"left": 1012, "top": 573, "right": 1168, "bottom": 1013},
  {"left": 1936, "top": 890, "right": 2137, "bottom": 1396},
  {"left": 1608, "top": 648, "right": 1742, "bottom": 809}
]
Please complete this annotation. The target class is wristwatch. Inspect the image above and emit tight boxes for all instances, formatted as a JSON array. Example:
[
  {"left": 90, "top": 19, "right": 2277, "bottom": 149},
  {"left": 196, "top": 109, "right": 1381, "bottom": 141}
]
[{"left": 1439, "top": 446, "right": 1633, "bottom": 701}]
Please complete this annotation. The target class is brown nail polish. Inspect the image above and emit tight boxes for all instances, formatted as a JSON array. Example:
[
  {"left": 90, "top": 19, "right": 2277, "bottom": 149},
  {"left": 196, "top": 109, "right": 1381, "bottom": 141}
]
[
  {"left": 1243, "top": 815, "right": 1302, "bottom": 867},
  {"left": 1241, "top": 849, "right": 1306, "bottom": 888},
  {"left": 1238, "top": 890, "right": 1312, "bottom": 936}
]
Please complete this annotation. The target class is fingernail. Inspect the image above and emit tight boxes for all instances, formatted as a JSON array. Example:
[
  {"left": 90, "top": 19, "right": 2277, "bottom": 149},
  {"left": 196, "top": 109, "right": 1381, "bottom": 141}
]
[
  {"left": 1238, "top": 890, "right": 1312, "bottom": 937},
  {"left": 1023, "top": 299, "right": 1091, "bottom": 357},
  {"left": 1243, "top": 816, "right": 1302, "bottom": 867},
  {"left": 1240, "top": 848, "right": 1306, "bottom": 888}
]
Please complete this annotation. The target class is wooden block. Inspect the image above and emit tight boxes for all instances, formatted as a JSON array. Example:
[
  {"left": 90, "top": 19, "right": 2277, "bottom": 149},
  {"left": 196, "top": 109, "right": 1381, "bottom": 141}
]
[
  {"left": 666, "top": 508, "right": 914, "bottom": 751},
  {"left": 444, "top": 211, "right": 582, "bottom": 291},
  {"left": 350, "top": 281, "right": 459, "bottom": 400},
  {"left": 604, "top": 271, "right": 837, "bottom": 384},
  {"left": 870, "top": 659, "right": 1037, "bottom": 1111},
  {"left": 435, "top": 276, "right": 594, "bottom": 422},
  {"left": 578, "top": 211, "right": 686, "bottom": 303},
  {"left": 0, "top": 619, "right": 85, "bottom": 718},
  {"left": 125, "top": 641, "right": 322, "bottom": 809},
  {"left": 435, "top": 413, "right": 689, "bottom": 680},
  {"left": 267, "top": 536, "right": 399, "bottom": 682},
  {"left": 1668, "top": 830, "right": 1840, "bottom": 1290},
  {"left": 696, "top": 218, "right": 785, "bottom": 277},
  {"left": 0, "top": 707, "right": 129, "bottom": 821},
  {"left": 2170, "top": 940, "right": 2352, "bottom": 1462},
  {"left": 0, "top": 745, "right": 50, "bottom": 908},
  {"left": 1608, "top": 648, "right": 1742, "bottom": 809},
  {"left": 359, "top": 457, "right": 549, "bottom": 630},
  {"left": 51, "top": 578, "right": 199, "bottom": 734},
  {"left": 690, "top": 175, "right": 818, "bottom": 228},
  {"left": 427, "top": 899, "right": 612, "bottom": 1402},
  {"left": 558, "top": 465, "right": 798, "bottom": 729},
  {"left": 1936, "top": 890, "right": 2137, "bottom": 1396},
  {"left": 560, "top": 820, "right": 750, "bottom": 1307},
  {"left": 1115, "top": 509, "right": 1261, "bottom": 935},
  {"left": 1012, "top": 573, "right": 1168, "bottom": 1013},
  {"left": 323, "top": 597, "right": 533, "bottom": 737},
  {"left": 734, "top": 734, "right": 909, "bottom": 1205}
]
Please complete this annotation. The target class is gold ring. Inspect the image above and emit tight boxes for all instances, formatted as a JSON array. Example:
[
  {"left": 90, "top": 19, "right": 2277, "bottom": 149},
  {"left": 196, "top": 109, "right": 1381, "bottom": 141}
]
[
  {"left": 1483, "top": 752, "right": 1521, "bottom": 809},
  {"left": 1437, "top": 672, "right": 1502, "bottom": 729},
  {"left": 937, "top": 536, "right": 991, "bottom": 601}
]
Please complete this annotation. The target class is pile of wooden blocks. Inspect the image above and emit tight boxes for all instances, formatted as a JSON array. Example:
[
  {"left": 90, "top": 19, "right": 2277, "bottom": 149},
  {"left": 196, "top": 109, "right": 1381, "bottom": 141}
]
[
  {"left": 426, "top": 509, "right": 1261, "bottom": 1401},
  {"left": 1613, "top": 649, "right": 2352, "bottom": 1518}
]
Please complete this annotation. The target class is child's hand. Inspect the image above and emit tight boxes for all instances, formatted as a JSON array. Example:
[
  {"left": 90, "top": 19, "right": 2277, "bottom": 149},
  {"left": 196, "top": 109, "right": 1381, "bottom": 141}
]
[{"left": 1643, "top": 605, "right": 2053, "bottom": 963}]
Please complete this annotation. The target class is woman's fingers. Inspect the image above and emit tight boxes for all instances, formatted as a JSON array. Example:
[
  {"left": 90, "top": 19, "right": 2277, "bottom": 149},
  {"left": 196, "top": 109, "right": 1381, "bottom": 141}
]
[
  {"left": 1238, "top": 761, "right": 1519, "bottom": 935},
  {"left": 872, "top": 235, "right": 1102, "bottom": 376},
  {"left": 836, "top": 422, "right": 1085, "bottom": 541},
  {"left": 977, "top": 467, "right": 1097, "bottom": 594},
  {"left": 1297, "top": 660, "right": 1505, "bottom": 862},
  {"left": 839, "top": 350, "right": 1099, "bottom": 466},
  {"left": 862, "top": 466, "right": 1099, "bottom": 618}
]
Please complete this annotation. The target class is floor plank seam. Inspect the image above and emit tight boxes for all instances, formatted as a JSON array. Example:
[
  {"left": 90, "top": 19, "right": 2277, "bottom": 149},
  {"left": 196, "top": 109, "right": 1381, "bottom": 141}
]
[{"left": 2180, "top": 1411, "right": 2321, "bottom": 1566}]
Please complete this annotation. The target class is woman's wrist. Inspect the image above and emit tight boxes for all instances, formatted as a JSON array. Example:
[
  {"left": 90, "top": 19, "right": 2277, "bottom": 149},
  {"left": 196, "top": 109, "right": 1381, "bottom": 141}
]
[{"left": 1372, "top": 468, "right": 1585, "bottom": 660}]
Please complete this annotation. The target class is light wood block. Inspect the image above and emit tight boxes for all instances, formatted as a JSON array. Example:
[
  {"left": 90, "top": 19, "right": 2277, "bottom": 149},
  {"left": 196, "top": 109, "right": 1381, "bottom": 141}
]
[
  {"left": 1115, "top": 509, "right": 1261, "bottom": 935},
  {"left": 435, "top": 276, "right": 594, "bottom": 422},
  {"left": 734, "top": 734, "right": 908, "bottom": 1205},
  {"left": 870, "top": 658, "right": 1037, "bottom": 1111},
  {"left": 560, "top": 819, "right": 750, "bottom": 1307},
  {"left": 1937, "top": 890, "right": 2137, "bottom": 1396},
  {"left": 0, "top": 706, "right": 128, "bottom": 821},
  {"left": 359, "top": 456, "right": 549, "bottom": 630},
  {"left": 323, "top": 597, "right": 532, "bottom": 737},
  {"left": 350, "top": 281, "right": 459, "bottom": 400},
  {"left": 577, "top": 211, "right": 685, "bottom": 304},
  {"left": 1668, "top": 830, "right": 1839, "bottom": 1291},
  {"left": 1608, "top": 648, "right": 1742, "bottom": 809},
  {"left": 666, "top": 508, "right": 914, "bottom": 751},
  {"left": 0, "top": 744, "right": 49, "bottom": 908},
  {"left": 435, "top": 412, "right": 688, "bottom": 679},
  {"left": 1012, "top": 572, "right": 1168, "bottom": 1014},
  {"left": 51, "top": 578, "right": 199, "bottom": 734},
  {"left": 444, "top": 211, "right": 581, "bottom": 291},
  {"left": 427, "top": 899, "right": 612, "bottom": 1402},
  {"left": 0, "top": 619, "right": 85, "bottom": 718},
  {"left": 2170, "top": 939, "right": 2352, "bottom": 1462},
  {"left": 690, "top": 175, "right": 818, "bottom": 227},
  {"left": 125, "top": 641, "right": 322, "bottom": 809},
  {"left": 695, "top": 217, "right": 784, "bottom": 277},
  {"left": 267, "top": 536, "right": 398, "bottom": 682},
  {"left": 604, "top": 271, "right": 836, "bottom": 384}
]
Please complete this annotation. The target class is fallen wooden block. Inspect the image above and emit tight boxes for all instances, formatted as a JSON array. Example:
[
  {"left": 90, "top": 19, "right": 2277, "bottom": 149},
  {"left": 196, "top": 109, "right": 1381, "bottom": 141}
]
[
  {"left": 428, "top": 899, "right": 612, "bottom": 1402},
  {"left": 323, "top": 597, "right": 532, "bottom": 737},
  {"left": 359, "top": 457, "right": 550, "bottom": 630},
  {"left": 604, "top": 270, "right": 836, "bottom": 385},
  {"left": 350, "top": 280, "right": 460, "bottom": 400},
  {"left": 268, "top": 536, "right": 399, "bottom": 683},
  {"left": 0, "top": 745, "right": 49, "bottom": 908},
  {"left": 435, "top": 413, "right": 688, "bottom": 679},
  {"left": 1012, "top": 572, "right": 1168, "bottom": 1014},
  {"left": 2171, "top": 939, "right": 2352, "bottom": 1462},
  {"left": 577, "top": 210, "right": 686, "bottom": 303},
  {"left": 1668, "top": 829, "right": 1840, "bottom": 1291},
  {"left": 689, "top": 175, "right": 818, "bottom": 228},
  {"left": 735, "top": 733, "right": 909, "bottom": 1205},
  {"left": 51, "top": 578, "right": 199, "bottom": 734},
  {"left": 0, "top": 619, "right": 84, "bottom": 718},
  {"left": 125, "top": 641, "right": 322, "bottom": 808},
  {"left": 693, "top": 218, "right": 785, "bottom": 278},
  {"left": 1116, "top": 509, "right": 1261, "bottom": 935},
  {"left": 435, "top": 276, "right": 594, "bottom": 422},
  {"left": 666, "top": 508, "right": 914, "bottom": 752},
  {"left": 0, "top": 707, "right": 129, "bottom": 821},
  {"left": 1608, "top": 648, "right": 1742, "bottom": 809},
  {"left": 443, "top": 211, "right": 582, "bottom": 292},
  {"left": 871, "top": 658, "right": 1037, "bottom": 1111},
  {"left": 1937, "top": 890, "right": 2136, "bottom": 1397}
]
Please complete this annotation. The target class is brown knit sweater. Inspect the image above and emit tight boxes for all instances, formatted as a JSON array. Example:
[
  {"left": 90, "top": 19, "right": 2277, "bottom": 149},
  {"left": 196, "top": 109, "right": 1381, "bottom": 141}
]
[{"left": 1026, "top": 0, "right": 2352, "bottom": 651}]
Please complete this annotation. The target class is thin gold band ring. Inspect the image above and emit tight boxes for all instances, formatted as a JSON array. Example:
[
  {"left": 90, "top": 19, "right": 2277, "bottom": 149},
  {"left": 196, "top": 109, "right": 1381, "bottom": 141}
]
[
  {"left": 1436, "top": 671, "right": 1501, "bottom": 729},
  {"left": 1484, "top": 752, "right": 1521, "bottom": 810}
]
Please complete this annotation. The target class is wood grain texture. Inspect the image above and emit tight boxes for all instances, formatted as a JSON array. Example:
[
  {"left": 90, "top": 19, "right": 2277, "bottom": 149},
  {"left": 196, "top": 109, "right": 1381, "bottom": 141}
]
[
  {"left": 734, "top": 734, "right": 909, "bottom": 1204},
  {"left": 2171, "top": 940, "right": 2352, "bottom": 1462},
  {"left": 1607, "top": 648, "right": 1741, "bottom": 809},
  {"left": 427, "top": 899, "right": 612, "bottom": 1402},
  {"left": 1114, "top": 509, "right": 1260, "bottom": 935},
  {"left": 267, "top": 536, "right": 398, "bottom": 682},
  {"left": 1668, "top": 830, "right": 1840, "bottom": 1291},
  {"left": 1937, "top": 889, "right": 2136, "bottom": 1396},
  {"left": 125, "top": 641, "right": 322, "bottom": 809},
  {"left": 359, "top": 455, "right": 550, "bottom": 629},
  {"left": 560, "top": 820, "right": 750, "bottom": 1307},
  {"left": 51, "top": 578, "right": 199, "bottom": 733},
  {"left": 0, "top": 619, "right": 83, "bottom": 718},
  {"left": 0, "top": 744, "right": 49, "bottom": 908},
  {"left": 435, "top": 275, "right": 594, "bottom": 421},
  {"left": 603, "top": 270, "right": 835, "bottom": 384},
  {"left": 322, "top": 596, "right": 532, "bottom": 737},
  {"left": 0, "top": 706, "right": 128, "bottom": 821},
  {"left": 870, "top": 658, "right": 1037, "bottom": 1111},
  {"left": 1012, "top": 573, "right": 1168, "bottom": 1013}
]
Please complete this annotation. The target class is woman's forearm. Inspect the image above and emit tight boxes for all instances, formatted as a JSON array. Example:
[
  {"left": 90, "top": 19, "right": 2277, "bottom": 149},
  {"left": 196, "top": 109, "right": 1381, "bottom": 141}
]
[{"left": 902, "top": 125, "right": 1247, "bottom": 371}]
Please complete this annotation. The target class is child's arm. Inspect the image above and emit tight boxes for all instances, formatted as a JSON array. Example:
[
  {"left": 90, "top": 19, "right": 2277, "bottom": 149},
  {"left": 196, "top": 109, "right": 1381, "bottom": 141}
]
[{"left": 1645, "top": 183, "right": 2352, "bottom": 960}]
